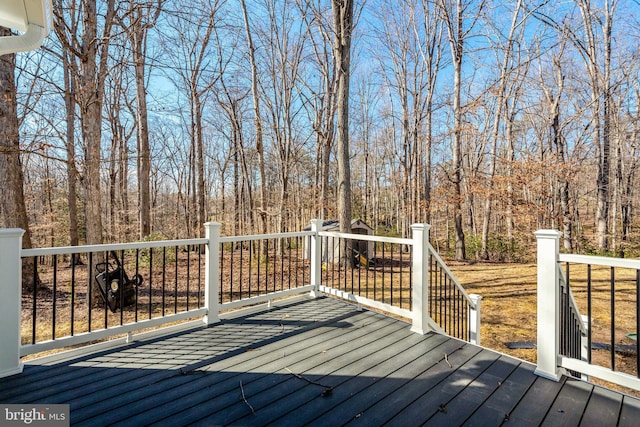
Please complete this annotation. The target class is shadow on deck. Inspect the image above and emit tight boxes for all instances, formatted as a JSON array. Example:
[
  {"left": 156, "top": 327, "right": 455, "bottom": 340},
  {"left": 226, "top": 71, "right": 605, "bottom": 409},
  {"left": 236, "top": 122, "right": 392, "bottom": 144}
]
[{"left": 2, "top": 296, "right": 640, "bottom": 426}]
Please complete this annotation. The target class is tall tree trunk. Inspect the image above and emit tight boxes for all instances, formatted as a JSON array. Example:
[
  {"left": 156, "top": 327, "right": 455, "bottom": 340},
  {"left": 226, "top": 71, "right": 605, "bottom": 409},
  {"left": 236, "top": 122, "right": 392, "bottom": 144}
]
[
  {"left": 80, "top": 0, "right": 114, "bottom": 248},
  {"left": 132, "top": 24, "right": 152, "bottom": 239},
  {"left": 0, "top": 34, "right": 38, "bottom": 289},
  {"left": 109, "top": 129, "right": 118, "bottom": 239},
  {"left": 441, "top": 0, "right": 467, "bottom": 261},
  {"left": 240, "top": 0, "right": 268, "bottom": 238},
  {"left": 126, "top": 1, "right": 162, "bottom": 239},
  {"left": 332, "top": 6, "right": 352, "bottom": 214},
  {"left": 62, "top": 49, "right": 81, "bottom": 264},
  {"left": 480, "top": 0, "right": 522, "bottom": 260},
  {"left": 194, "top": 93, "right": 206, "bottom": 236},
  {"left": 577, "top": 0, "right": 616, "bottom": 251},
  {"left": 119, "top": 124, "right": 131, "bottom": 239},
  {"left": 332, "top": 0, "right": 354, "bottom": 264}
]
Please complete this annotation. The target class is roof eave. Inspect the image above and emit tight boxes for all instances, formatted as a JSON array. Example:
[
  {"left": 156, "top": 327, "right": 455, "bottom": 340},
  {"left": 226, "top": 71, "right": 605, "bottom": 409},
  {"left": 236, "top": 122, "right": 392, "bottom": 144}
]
[{"left": 0, "top": 0, "right": 51, "bottom": 55}]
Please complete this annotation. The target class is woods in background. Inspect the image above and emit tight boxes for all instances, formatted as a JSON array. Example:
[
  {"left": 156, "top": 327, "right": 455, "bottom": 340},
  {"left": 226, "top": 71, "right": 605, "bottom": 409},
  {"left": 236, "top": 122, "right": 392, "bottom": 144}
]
[{"left": 2, "top": 0, "right": 640, "bottom": 261}]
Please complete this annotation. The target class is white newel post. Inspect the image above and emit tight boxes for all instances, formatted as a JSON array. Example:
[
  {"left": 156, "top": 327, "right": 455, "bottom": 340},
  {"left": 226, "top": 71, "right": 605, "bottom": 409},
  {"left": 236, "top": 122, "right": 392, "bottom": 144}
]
[
  {"left": 411, "top": 224, "right": 431, "bottom": 335},
  {"left": 468, "top": 294, "right": 482, "bottom": 345},
  {"left": 309, "top": 219, "right": 323, "bottom": 298},
  {"left": 204, "top": 222, "right": 221, "bottom": 325},
  {"left": 0, "top": 229, "right": 25, "bottom": 378},
  {"left": 534, "top": 229, "right": 562, "bottom": 381}
]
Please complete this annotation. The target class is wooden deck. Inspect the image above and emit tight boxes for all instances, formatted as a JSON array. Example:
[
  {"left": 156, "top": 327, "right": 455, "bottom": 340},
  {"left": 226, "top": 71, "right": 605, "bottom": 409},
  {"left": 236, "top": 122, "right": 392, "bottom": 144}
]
[{"left": 2, "top": 296, "right": 640, "bottom": 426}]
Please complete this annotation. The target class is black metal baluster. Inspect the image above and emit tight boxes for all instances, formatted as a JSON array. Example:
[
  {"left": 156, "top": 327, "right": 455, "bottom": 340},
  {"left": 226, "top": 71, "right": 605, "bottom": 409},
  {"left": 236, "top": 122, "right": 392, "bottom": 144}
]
[
  {"left": 248, "top": 240, "right": 253, "bottom": 299},
  {"left": 265, "top": 240, "right": 270, "bottom": 294},
  {"left": 104, "top": 251, "right": 108, "bottom": 329},
  {"left": 135, "top": 249, "right": 140, "bottom": 322},
  {"left": 88, "top": 252, "right": 92, "bottom": 333},
  {"left": 409, "top": 246, "right": 413, "bottom": 310},
  {"left": 369, "top": 241, "right": 375, "bottom": 300},
  {"left": 175, "top": 246, "right": 179, "bottom": 313},
  {"left": 439, "top": 266, "right": 443, "bottom": 329},
  {"left": 357, "top": 241, "right": 362, "bottom": 298},
  {"left": 288, "top": 238, "right": 292, "bottom": 290},
  {"left": 381, "top": 243, "right": 386, "bottom": 303},
  {"left": 230, "top": 243, "right": 235, "bottom": 302},
  {"left": 636, "top": 269, "right": 640, "bottom": 378},
  {"left": 188, "top": 247, "right": 194, "bottom": 306},
  {"left": 456, "top": 289, "right": 461, "bottom": 339},
  {"left": 120, "top": 250, "right": 125, "bottom": 325},
  {"left": 560, "top": 282, "right": 566, "bottom": 356},
  {"left": 445, "top": 276, "right": 450, "bottom": 335},
  {"left": 149, "top": 249, "right": 153, "bottom": 319},
  {"left": 198, "top": 245, "right": 202, "bottom": 307},
  {"left": 257, "top": 241, "right": 261, "bottom": 296},
  {"left": 52, "top": 255, "right": 57, "bottom": 340},
  {"left": 331, "top": 237, "right": 335, "bottom": 291},
  {"left": 398, "top": 245, "right": 403, "bottom": 309},
  {"left": 338, "top": 237, "right": 343, "bottom": 291},
  {"left": 218, "top": 244, "right": 223, "bottom": 303},
  {"left": 320, "top": 237, "right": 325, "bottom": 288},
  {"left": 274, "top": 239, "right": 279, "bottom": 293},
  {"left": 351, "top": 240, "right": 355, "bottom": 295},
  {"left": 282, "top": 239, "right": 286, "bottom": 291},
  {"left": 32, "top": 256, "right": 37, "bottom": 343},
  {"left": 71, "top": 255, "right": 76, "bottom": 336},
  {"left": 239, "top": 241, "right": 244, "bottom": 300},
  {"left": 218, "top": 243, "right": 224, "bottom": 303},
  {"left": 430, "top": 254, "right": 436, "bottom": 315},
  {"left": 587, "top": 264, "right": 592, "bottom": 364},
  {"left": 293, "top": 237, "right": 298, "bottom": 290},
  {"left": 280, "top": 239, "right": 285, "bottom": 292},
  {"left": 390, "top": 244, "right": 394, "bottom": 306},
  {"left": 611, "top": 266, "right": 616, "bottom": 371}
]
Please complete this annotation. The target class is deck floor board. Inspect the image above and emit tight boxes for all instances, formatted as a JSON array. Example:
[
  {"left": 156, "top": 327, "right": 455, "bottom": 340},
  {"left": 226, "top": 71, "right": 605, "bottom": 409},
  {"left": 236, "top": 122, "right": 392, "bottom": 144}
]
[
  {"left": 541, "top": 378, "right": 593, "bottom": 426},
  {"left": 580, "top": 385, "right": 622, "bottom": 427},
  {"left": 2, "top": 295, "right": 639, "bottom": 427},
  {"left": 461, "top": 360, "right": 537, "bottom": 426}
]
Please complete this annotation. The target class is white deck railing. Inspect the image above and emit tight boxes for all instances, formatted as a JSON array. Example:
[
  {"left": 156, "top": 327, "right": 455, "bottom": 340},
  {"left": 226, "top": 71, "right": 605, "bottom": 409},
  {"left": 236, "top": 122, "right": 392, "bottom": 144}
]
[
  {"left": 0, "top": 220, "right": 480, "bottom": 378},
  {"left": 535, "top": 230, "right": 640, "bottom": 391}
]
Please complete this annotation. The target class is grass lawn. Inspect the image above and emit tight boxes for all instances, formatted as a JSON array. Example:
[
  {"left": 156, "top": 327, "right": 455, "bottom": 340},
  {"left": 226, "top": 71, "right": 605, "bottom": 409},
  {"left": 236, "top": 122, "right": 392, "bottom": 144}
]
[{"left": 448, "top": 262, "right": 538, "bottom": 360}]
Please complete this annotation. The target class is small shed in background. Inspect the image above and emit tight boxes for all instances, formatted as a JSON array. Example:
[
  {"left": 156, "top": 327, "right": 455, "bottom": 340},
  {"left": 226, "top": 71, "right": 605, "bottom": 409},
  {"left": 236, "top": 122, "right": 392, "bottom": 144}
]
[{"left": 304, "top": 219, "right": 374, "bottom": 265}]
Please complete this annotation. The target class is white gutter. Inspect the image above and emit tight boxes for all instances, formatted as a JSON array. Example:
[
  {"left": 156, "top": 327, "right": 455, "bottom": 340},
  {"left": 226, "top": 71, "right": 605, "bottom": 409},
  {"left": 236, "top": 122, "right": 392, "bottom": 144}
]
[{"left": 0, "top": 0, "right": 52, "bottom": 55}]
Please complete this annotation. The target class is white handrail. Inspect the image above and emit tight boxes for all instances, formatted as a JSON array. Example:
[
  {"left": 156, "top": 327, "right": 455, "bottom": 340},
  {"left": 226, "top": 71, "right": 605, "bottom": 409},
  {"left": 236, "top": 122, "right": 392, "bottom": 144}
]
[
  {"left": 220, "top": 231, "right": 313, "bottom": 243},
  {"left": 427, "top": 242, "right": 477, "bottom": 309},
  {"left": 559, "top": 253, "right": 640, "bottom": 270},
  {"left": 318, "top": 230, "right": 413, "bottom": 246},
  {"left": 21, "top": 238, "right": 208, "bottom": 257}
]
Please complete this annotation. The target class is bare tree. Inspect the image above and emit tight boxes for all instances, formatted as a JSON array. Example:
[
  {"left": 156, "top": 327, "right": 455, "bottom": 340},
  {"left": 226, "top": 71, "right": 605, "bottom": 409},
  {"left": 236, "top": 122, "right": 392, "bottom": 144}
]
[
  {"left": 574, "top": 0, "right": 618, "bottom": 251},
  {"left": 479, "top": 0, "right": 524, "bottom": 260},
  {"left": 0, "top": 27, "right": 38, "bottom": 288},
  {"left": 374, "top": 0, "right": 443, "bottom": 237},
  {"left": 81, "top": 0, "right": 116, "bottom": 246},
  {"left": 257, "top": 0, "right": 308, "bottom": 234},
  {"left": 162, "top": 0, "right": 223, "bottom": 236},
  {"left": 439, "top": 0, "right": 485, "bottom": 260},
  {"left": 122, "top": 0, "right": 163, "bottom": 239},
  {"left": 60, "top": 21, "right": 82, "bottom": 260},
  {"left": 332, "top": 0, "right": 354, "bottom": 241},
  {"left": 240, "top": 0, "right": 268, "bottom": 237},
  {"left": 297, "top": 0, "right": 337, "bottom": 220}
]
